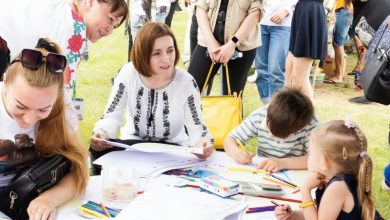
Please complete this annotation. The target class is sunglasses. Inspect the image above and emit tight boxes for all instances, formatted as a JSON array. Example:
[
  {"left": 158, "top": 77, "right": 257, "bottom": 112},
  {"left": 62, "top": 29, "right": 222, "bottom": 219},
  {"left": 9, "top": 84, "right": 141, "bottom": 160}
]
[{"left": 11, "top": 49, "right": 67, "bottom": 73}]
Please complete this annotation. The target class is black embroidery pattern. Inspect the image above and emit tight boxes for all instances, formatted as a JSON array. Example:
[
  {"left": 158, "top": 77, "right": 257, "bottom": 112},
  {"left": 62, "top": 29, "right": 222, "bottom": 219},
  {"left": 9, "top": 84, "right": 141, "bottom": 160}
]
[
  {"left": 192, "top": 79, "right": 200, "bottom": 92},
  {"left": 201, "top": 125, "right": 208, "bottom": 138},
  {"left": 187, "top": 95, "right": 200, "bottom": 125},
  {"left": 145, "top": 89, "right": 152, "bottom": 138},
  {"left": 101, "top": 83, "right": 125, "bottom": 119},
  {"left": 133, "top": 87, "right": 144, "bottom": 136},
  {"left": 162, "top": 92, "right": 170, "bottom": 139},
  {"left": 152, "top": 92, "right": 159, "bottom": 138}
]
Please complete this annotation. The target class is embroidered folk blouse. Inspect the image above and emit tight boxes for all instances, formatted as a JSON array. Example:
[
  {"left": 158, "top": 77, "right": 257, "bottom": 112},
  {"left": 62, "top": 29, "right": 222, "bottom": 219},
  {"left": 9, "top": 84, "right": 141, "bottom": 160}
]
[{"left": 93, "top": 63, "right": 213, "bottom": 147}]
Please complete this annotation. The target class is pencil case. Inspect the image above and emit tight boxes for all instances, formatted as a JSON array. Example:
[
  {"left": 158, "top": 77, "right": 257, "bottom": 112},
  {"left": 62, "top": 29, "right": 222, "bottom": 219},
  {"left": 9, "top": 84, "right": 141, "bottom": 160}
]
[{"left": 200, "top": 175, "right": 239, "bottom": 198}]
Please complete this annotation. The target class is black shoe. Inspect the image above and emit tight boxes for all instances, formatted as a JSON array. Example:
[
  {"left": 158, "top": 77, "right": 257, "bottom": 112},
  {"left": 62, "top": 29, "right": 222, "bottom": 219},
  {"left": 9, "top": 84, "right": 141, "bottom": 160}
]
[
  {"left": 348, "top": 96, "right": 372, "bottom": 104},
  {"left": 175, "top": 4, "right": 182, "bottom": 11}
]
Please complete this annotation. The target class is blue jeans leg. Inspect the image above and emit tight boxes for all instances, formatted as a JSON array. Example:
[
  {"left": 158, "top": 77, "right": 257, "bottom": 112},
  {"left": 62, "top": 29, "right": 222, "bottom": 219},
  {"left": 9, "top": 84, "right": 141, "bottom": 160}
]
[
  {"left": 255, "top": 25, "right": 270, "bottom": 103},
  {"left": 268, "top": 26, "right": 291, "bottom": 96},
  {"left": 256, "top": 25, "right": 290, "bottom": 102}
]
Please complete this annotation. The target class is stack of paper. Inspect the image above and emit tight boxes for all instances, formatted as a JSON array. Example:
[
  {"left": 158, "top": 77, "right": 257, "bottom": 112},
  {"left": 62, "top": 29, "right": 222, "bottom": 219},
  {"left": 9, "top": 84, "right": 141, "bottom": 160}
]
[
  {"left": 115, "top": 184, "right": 247, "bottom": 220},
  {"left": 93, "top": 150, "right": 208, "bottom": 177},
  {"left": 97, "top": 139, "right": 204, "bottom": 154}
]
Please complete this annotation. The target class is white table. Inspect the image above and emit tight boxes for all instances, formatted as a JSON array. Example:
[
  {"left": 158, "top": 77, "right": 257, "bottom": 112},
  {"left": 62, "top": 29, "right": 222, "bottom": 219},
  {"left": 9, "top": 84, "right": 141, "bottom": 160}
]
[{"left": 56, "top": 153, "right": 309, "bottom": 220}]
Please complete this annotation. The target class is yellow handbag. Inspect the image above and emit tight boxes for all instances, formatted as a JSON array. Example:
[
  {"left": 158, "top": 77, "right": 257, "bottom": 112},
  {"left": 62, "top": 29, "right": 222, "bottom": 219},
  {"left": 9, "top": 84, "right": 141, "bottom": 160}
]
[{"left": 201, "top": 63, "right": 243, "bottom": 149}]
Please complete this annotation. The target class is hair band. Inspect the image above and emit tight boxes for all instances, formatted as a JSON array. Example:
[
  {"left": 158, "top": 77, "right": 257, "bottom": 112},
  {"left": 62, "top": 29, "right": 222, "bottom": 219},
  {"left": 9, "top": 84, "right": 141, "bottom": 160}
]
[{"left": 360, "top": 151, "right": 368, "bottom": 157}]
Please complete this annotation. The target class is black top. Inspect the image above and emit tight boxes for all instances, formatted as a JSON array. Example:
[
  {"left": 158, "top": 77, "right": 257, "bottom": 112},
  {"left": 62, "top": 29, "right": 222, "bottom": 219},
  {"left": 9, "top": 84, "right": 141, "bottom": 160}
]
[{"left": 315, "top": 174, "right": 361, "bottom": 220}]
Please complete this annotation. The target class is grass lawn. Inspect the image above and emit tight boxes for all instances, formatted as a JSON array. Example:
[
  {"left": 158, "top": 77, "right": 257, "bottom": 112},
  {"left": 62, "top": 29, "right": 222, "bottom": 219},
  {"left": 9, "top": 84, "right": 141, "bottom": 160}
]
[{"left": 77, "top": 9, "right": 390, "bottom": 218}]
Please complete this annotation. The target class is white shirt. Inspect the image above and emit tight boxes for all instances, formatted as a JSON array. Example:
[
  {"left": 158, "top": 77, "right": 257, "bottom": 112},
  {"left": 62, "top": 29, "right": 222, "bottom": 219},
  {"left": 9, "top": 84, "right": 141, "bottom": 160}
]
[
  {"left": 0, "top": 0, "right": 88, "bottom": 93},
  {"left": 260, "top": 0, "right": 297, "bottom": 27},
  {"left": 93, "top": 63, "right": 213, "bottom": 147},
  {"left": 0, "top": 83, "right": 37, "bottom": 187}
]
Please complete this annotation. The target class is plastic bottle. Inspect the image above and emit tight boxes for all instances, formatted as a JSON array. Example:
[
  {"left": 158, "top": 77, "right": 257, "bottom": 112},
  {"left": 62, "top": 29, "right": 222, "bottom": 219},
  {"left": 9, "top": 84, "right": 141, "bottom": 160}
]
[{"left": 230, "top": 51, "right": 243, "bottom": 60}]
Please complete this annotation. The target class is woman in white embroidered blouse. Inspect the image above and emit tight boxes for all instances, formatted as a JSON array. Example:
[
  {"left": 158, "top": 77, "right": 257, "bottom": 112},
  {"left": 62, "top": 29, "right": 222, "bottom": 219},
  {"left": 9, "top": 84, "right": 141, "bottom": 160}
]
[{"left": 90, "top": 22, "right": 214, "bottom": 175}]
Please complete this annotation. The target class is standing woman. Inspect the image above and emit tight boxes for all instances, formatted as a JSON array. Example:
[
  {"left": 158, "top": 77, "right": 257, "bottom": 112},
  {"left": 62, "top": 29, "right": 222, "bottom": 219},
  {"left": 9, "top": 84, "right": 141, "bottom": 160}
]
[
  {"left": 0, "top": 39, "right": 88, "bottom": 220},
  {"left": 286, "top": 0, "right": 334, "bottom": 100},
  {"left": 187, "top": 0, "right": 263, "bottom": 96}
]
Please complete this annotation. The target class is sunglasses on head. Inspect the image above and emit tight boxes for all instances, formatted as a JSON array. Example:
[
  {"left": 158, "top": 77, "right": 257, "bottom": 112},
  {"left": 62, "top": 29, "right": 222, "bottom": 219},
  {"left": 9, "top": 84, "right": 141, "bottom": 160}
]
[{"left": 11, "top": 49, "right": 67, "bottom": 74}]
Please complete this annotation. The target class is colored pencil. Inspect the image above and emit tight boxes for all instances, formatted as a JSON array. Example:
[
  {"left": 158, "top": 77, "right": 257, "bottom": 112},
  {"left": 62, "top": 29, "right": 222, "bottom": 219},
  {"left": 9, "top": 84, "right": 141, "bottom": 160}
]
[
  {"left": 262, "top": 176, "right": 296, "bottom": 189},
  {"left": 257, "top": 195, "right": 302, "bottom": 203},
  {"left": 79, "top": 206, "right": 106, "bottom": 219},
  {"left": 228, "top": 167, "right": 269, "bottom": 175},
  {"left": 87, "top": 201, "right": 121, "bottom": 212},
  {"left": 100, "top": 203, "right": 111, "bottom": 218},
  {"left": 270, "top": 174, "right": 297, "bottom": 187},
  {"left": 83, "top": 203, "right": 119, "bottom": 217},
  {"left": 270, "top": 200, "right": 281, "bottom": 206}
]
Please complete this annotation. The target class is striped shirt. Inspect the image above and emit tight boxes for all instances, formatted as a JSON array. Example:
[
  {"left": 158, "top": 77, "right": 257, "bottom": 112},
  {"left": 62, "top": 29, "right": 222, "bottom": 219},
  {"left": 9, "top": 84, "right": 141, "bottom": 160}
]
[{"left": 229, "top": 107, "right": 319, "bottom": 158}]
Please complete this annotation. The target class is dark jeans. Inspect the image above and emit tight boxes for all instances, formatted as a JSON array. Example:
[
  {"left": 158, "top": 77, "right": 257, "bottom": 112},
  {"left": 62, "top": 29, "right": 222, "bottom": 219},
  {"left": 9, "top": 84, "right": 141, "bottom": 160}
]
[
  {"left": 0, "top": 36, "right": 10, "bottom": 81},
  {"left": 187, "top": 44, "right": 256, "bottom": 95},
  {"left": 165, "top": 0, "right": 178, "bottom": 27},
  {"left": 190, "top": 13, "right": 198, "bottom": 56}
]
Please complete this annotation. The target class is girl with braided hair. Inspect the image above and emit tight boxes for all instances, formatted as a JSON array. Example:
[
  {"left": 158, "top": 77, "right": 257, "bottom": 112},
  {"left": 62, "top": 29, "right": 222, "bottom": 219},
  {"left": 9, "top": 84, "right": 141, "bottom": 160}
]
[{"left": 275, "top": 120, "right": 382, "bottom": 220}]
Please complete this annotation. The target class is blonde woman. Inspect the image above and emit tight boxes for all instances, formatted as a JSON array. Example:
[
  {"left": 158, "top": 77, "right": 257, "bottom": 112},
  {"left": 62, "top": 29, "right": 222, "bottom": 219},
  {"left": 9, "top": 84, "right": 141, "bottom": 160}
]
[{"left": 0, "top": 39, "right": 89, "bottom": 220}]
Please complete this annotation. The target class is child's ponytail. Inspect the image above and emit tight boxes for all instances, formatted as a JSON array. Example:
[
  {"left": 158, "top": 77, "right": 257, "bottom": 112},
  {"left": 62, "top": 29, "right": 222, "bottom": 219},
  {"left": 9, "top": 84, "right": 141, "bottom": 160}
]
[{"left": 354, "top": 127, "right": 375, "bottom": 220}]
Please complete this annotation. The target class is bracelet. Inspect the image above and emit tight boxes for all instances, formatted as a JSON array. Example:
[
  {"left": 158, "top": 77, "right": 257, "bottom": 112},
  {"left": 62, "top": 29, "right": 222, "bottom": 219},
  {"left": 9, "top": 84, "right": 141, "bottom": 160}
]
[{"left": 299, "top": 200, "right": 316, "bottom": 208}]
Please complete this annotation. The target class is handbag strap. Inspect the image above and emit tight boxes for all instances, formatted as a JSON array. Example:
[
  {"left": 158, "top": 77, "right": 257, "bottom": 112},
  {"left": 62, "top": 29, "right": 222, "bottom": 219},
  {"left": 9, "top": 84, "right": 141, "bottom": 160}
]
[
  {"left": 201, "top": 63, "right": 232, "bottom": 95},
  {"left": 374, "top": 24, "right": 388, "bottom": 51}
]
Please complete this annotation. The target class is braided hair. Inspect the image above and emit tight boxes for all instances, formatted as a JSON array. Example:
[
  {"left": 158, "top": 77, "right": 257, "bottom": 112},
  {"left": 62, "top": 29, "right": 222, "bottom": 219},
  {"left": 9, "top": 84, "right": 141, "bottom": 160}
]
[{"left": 312, "top": 120, "right": 375, "bottom": 220}]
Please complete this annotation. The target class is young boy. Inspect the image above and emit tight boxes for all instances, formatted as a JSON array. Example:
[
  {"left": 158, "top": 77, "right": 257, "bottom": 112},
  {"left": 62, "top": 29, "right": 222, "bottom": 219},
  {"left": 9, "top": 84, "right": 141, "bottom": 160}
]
[{"left": 224, "top": 88, "right": 318, "bottom": 172}]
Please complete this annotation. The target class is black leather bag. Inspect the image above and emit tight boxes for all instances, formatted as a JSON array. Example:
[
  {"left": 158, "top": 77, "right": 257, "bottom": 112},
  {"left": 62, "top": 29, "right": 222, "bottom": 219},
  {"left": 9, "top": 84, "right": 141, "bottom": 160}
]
[
  {"left": 0, "top": 155, "right": 71, "bottom": 220},
  {"left": 361, "top": 25, "right": 390, "bottom": 105}
]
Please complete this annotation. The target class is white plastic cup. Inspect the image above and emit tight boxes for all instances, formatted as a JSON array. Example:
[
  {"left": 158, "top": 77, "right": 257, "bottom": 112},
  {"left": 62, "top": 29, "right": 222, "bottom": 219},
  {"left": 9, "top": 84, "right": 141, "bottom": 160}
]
[{"left": 101, "top": 166, "right": 139, "bottom": 202}]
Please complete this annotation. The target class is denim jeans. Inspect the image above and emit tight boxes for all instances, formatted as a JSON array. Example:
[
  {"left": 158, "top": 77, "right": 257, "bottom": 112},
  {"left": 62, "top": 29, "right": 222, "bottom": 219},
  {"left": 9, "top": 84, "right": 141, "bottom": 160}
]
[
  {"left": 255, "top": 25, "right": 291, "bottom": 103},
  {"left": 333, "top": 8, "right": 353, "bottom": 47},
  {"left": 130, "top": 0, "right": 170, "bottom": 39}
]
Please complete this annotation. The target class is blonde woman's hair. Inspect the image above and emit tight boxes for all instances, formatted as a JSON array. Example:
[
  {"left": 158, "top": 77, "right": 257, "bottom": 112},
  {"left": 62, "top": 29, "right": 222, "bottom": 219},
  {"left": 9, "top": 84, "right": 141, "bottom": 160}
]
[
  {"left": 3, "top": 38, "right": 88, "bottom": 194},
  {"left": 311, "top": 120, "right": 374, "bottom": 220}
]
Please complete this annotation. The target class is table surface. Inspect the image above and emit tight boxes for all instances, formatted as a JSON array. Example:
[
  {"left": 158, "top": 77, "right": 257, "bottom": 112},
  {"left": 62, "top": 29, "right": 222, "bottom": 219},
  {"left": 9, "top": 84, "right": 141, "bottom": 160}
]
[{"left": 56, "top": 155, "right": 309, "bottom": 220}]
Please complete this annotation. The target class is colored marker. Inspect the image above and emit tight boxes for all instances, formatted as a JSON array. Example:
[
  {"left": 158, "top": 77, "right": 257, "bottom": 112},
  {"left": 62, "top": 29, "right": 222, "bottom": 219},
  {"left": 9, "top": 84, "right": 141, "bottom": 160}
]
[
  {"left": 271, "top": 200, "right": 291, "bottom": 213},
  {"left": 246, "top": 206, "right": 276, "bottom": 213}
]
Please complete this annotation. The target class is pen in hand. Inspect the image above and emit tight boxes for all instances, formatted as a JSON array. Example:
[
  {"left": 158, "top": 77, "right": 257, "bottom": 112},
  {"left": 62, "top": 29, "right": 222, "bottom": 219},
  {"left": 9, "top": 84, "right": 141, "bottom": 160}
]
[{"left": 271, "top": 200, "right": 291, "bottom": 213}]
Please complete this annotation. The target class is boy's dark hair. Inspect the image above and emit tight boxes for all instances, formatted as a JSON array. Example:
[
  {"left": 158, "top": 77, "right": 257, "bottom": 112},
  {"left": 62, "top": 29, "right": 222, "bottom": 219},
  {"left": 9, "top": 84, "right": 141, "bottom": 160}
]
[{"left": 266, "top": 88, "right": 314, "bottom": 138}]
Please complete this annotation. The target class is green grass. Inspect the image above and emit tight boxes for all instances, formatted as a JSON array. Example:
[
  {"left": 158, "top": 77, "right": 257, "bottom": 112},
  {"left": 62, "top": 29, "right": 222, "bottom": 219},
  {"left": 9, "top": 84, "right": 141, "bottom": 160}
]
[{"left": 77, "top": 10, "right": 390, "bottom": 218}]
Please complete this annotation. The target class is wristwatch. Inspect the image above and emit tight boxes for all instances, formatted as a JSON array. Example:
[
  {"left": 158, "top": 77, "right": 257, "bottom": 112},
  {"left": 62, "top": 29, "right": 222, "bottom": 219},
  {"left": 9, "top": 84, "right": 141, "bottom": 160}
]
[{"left": 231, "top": 36, "right": 239, "bottom": 44}]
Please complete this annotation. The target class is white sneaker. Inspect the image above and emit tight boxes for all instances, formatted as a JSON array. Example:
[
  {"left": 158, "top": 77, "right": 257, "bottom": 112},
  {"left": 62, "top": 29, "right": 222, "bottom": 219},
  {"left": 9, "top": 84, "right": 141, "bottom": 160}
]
[{"left": 247, "top": 71, "right": 258, "bottom": 83}]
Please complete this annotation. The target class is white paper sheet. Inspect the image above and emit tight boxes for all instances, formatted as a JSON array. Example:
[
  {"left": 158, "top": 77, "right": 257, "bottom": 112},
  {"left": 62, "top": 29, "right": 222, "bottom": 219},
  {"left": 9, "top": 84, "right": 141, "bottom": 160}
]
[
  {"left": 97, "top": 139, "right": 204, "bottom": 154},
  {"left": 115, "top": 185, "right": 247, "bottom": 220},
  {"left": 93, "top": 150, "right": 208, "bottom": 177}
]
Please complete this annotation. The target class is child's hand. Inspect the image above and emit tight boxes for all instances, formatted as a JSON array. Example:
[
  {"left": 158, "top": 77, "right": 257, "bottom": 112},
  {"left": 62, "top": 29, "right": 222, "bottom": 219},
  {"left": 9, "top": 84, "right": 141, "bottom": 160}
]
[
  {"left": 257, "top": 158, "right": 285, "bottom": 172},
  {"left": 274, "top": 204, "right": 292, "bottom": 220},
  {"left": 232, "top": 149, "right": 255, "bottom": 164},
  {"left": 302, "top": 172, "right": 326, "bottom": 191}
]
